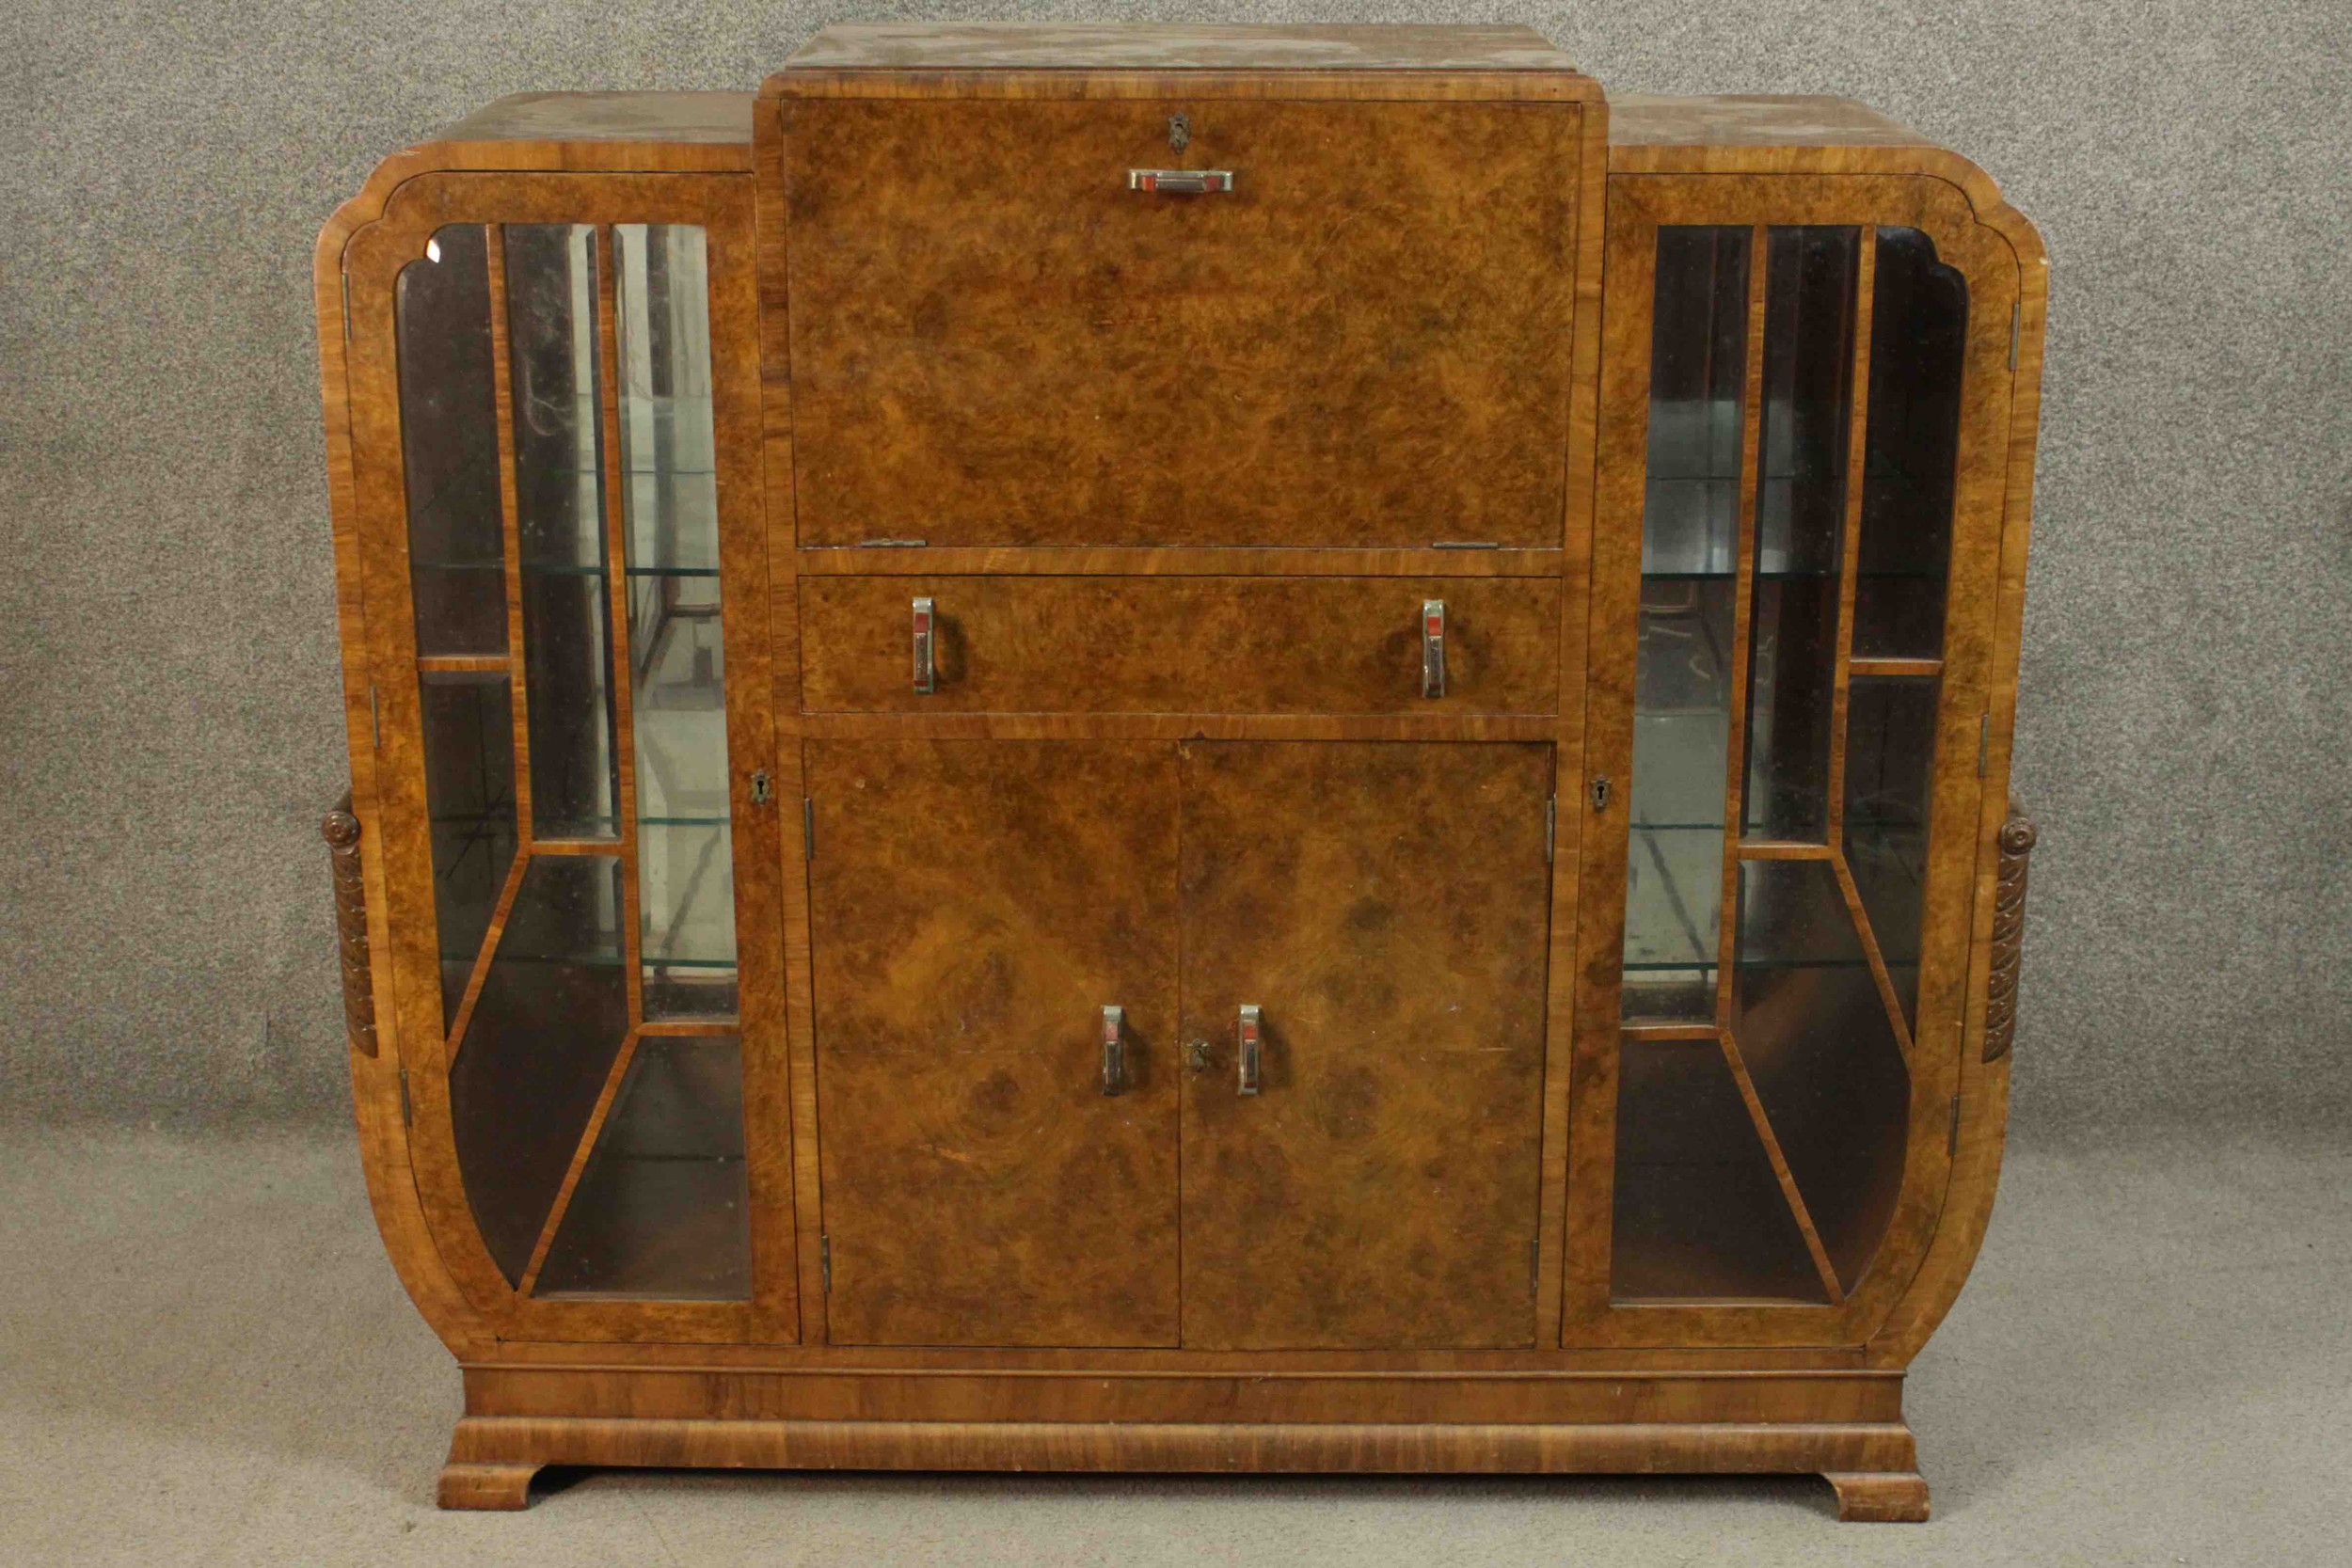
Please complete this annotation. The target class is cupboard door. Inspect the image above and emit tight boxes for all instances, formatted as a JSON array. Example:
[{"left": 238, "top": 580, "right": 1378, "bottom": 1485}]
[
  {"left": 342, "top": 177, "right": 791, "bottom": 1342},
  {"left": 1568, "top": 177, "right": 2021, "bottom": 1344},
  {"left": 1176, "top": 741, "right": 1555, "bottom": 1350},
  {"left": 805, "top": 740, "right": 1181, "bottom": 1346}
]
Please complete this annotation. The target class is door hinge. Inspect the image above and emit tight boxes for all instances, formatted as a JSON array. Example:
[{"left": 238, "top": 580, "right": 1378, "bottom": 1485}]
[
  {"left": 1546, "top": 796, "right": 1557, "bottom": 863},
  {"left": 802, "top": 798, "right": 814, "bottom": 860},
  {"left": 1529, "top": 1237, "right": 1541, "bottom": 1296},
  {"left": 1431, "top": 540, "right": 1500, "bottom": 550},
  {"left": 750, "top": 769, "right": 772, "bottom": 805},
  {"left": 341, "top": 272, "right": 352, "bottom": 342},
  {"left": 1977, "top": 713, "right": 1991, "bottom": 777},
  {"left": 1947, "top": 1094, "right": 1963, "bottom": 1155},
  {"left": 369, "top": 682, "right": 381, "bottom": 751},
  {"left": 819, "top": 1233, "right": 832, "bottom": 1292},
  {"left": 2009, "top": 303, "right": 2020, "bottom": 371},
  {"left": 859, "top": 538, "right": 928, "bottom": 548},
  {"left": 398, "top": 1066, "right": 412, "bottom": 1128}
]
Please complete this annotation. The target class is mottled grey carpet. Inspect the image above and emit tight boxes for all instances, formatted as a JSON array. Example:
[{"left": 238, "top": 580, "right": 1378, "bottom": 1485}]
[{"left": 0, "top": 1125, "right": 2342, "bottom": 1564}]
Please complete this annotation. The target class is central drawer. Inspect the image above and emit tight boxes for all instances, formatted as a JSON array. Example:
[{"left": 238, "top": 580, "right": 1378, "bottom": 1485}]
[
  {"left": 780, "top": 98, "right": 1584, "bottom": 549},
  {"left": 799, "top": 577, "right": 1560, "bottom": 714}
]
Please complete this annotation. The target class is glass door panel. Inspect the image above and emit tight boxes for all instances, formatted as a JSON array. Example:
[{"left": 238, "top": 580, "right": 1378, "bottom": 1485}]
[
  {"left": 395, "top": 216, "right": 752, "bottom": 1305},
  {"left": 507, "top": 223, "right": 621, "bottom": 842},
  {"left": 396, "top": 225, "right": 506, "bottom": 657},
  {"left": 1609, "top": 220, "right": 1970, "bottom": 1307},
  {"left": 617, "top": 224, "right": 737, "bottom": 1022},
  {"left": 1622, "top": 227, "right": 1746, "bottom": 1024},
  {"left": 1856, "top": 229, "right": 1968, "bottom": 659}
]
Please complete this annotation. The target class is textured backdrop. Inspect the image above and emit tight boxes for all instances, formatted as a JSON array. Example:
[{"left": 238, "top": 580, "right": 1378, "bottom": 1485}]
[{"left": 2, "top": 2, "right": 2345, "bottom": 1130}]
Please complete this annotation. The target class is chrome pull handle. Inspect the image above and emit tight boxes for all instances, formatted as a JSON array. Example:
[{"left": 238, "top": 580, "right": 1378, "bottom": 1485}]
[
  {"left": 1236, "top": 1004, "right": 1263, "bottom": 1096},
  {"left": 912, "top": 596, "right": 935, "bottom": 695},
  {"left": 1101, "top": 1006, "right": 1126, "bottom": 1096},
  {"left": 1128, "top": 168, "right": 1235, "bottom": 195},
  {"left": 1422, "top": 599, "right": 1447, "bottom": 699}
]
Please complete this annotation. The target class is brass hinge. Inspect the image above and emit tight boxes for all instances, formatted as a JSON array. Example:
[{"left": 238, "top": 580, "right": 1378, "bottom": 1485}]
[
  {"left": 859, "top": 538, "right": 927, "bottom": 548},
  {"left": 341, "top": 272, "right": 352, "bottom": 342},
  {"left": 370, "top": 682, "right": 381, "bottom": 751},
  {"left": 819, "top": 1233, "right": 832, "bottom": 1292},
  {"left": 2009, "top": 303, "right": 2020, "bottom": 372},
  {"left": 1947, "top": 1094, "right": 1963, "bottom": 1155},
  {"left": 398, "top": 1066, "right": 412, "bottom": 1128},
  {"left": 1529, "top": 1237, "right": 1541, "bottom": 1296},
  {"left": 1977, "top": 713, "right": 1990, "bottom": 777},
  {"left": 803, "top": 798, "right": 815, "bottom": 861},
  {"left": 1546, "top": 796, "right": 1557, "bottom": 863}
]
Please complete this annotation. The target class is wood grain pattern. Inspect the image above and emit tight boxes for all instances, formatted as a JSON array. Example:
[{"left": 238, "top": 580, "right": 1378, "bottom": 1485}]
[
  {"left": 805, "top": 740, "right": 1182, "bottom": 1347},
  {"left": 437, "top": 1403, "right": 1920, "bottom": 1514},
  {"left": 1178, "top": 742, "right": 1554, "bottom": 1350},
  {"left": 751, "top": 101, "right": 832, "bottom": 1344},
  {"left": 781, "top": 98, "right": 1581, "bottom": 548},
  {"left": 800, "top": 577, "right": 1560, "bottom": 715},
  {"left": 444, "top": 1412, "right": 1916, "bottom": 1480}
]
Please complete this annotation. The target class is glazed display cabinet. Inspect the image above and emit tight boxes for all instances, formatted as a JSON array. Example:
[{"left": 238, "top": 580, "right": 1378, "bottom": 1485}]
[{"left": 313, "top": 24, "right": 2044, "bottom": 1520}]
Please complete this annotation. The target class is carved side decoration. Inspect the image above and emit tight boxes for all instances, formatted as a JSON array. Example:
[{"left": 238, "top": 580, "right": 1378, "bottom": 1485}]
[
  {"left": 1982, "top": 803, "right": 2039, "bottom": 1063},
  {"left": 323, "top": 790, "right": 378, "bottom": 1057}
]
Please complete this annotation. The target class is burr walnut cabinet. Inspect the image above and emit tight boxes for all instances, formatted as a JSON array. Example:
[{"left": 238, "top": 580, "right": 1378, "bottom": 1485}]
[{"left": 312, "top": 23, "right": 2045, "bottom": 1521}]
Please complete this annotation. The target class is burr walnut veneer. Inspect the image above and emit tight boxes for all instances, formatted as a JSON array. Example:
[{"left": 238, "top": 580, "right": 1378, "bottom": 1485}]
[{"left": 312, "top": 24, "right": 2045, "bottom": 1522}]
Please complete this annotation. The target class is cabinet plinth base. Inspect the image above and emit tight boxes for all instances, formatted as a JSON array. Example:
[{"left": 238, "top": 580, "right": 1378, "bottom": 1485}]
[{"left": 440, "top": 1412, "right": 1926, "bottom": 1518}]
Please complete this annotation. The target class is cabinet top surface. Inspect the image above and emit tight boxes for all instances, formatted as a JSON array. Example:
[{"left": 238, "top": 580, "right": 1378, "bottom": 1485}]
[
  {"left": 1609, "top": 94, "right": 1928, "bottom": 148},
  {"left": 782, "top": 23, "right": 1582, "bottom": 75},
  {"left": 433, "top": 91, "right": 753, "bottom": 146}
]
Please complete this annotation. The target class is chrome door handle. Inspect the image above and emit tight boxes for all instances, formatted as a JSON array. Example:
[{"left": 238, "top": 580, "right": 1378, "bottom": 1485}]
[
  {"left": 1129, "top": 168, "right": 1235, "bottom": 195},
  {"left": 912, "top": 595, "right": 935, "bottom": 695},
  {"left": 1101, "top": 1006, "right": 1126, "bottom": 1096},
  {"left": 1422, "top": 599, "right": 1447, "bottom": 699},
  {"left": 1236, "top": 1004, "right": 1262, "bottom": 1096}
]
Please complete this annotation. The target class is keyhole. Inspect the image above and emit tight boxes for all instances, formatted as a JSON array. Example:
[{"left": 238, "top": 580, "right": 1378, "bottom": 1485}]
[{"left": 1168, "top": 112, "right": 1191, "bottom": 152}]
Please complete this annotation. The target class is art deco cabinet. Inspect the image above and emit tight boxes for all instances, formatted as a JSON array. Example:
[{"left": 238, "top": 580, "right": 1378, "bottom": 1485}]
[{"left": 313, "top": 24, "right": 2044, "bottom": 1521}]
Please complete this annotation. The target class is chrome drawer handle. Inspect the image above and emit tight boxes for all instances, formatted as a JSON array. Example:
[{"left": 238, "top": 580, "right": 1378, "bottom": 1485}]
[
  {"left": 912, "top": 596, "right": 935, "bottom": 695},
  {"left": 1129, "top": 168, "right": 1235, "bottom": 195},
  {"left": 1102, "top": 1006, "right": 1126, "bottom": 1097},
  {"left": 1237, "top": 1004, "right": 1263, "bottom": 1096},
  {"left": 1422, "top": 599, "right": 1447, "bottom": 699}
]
